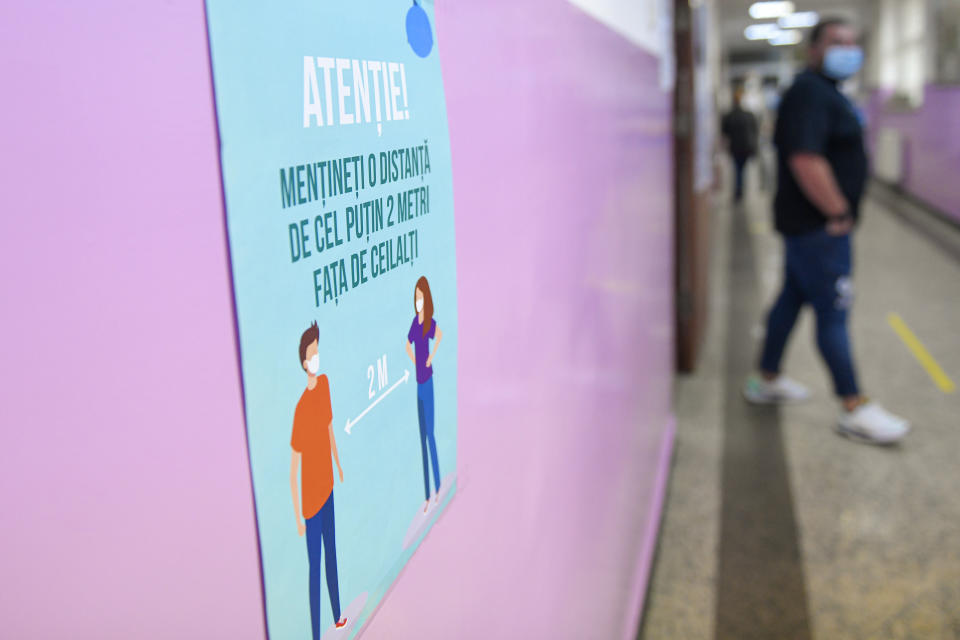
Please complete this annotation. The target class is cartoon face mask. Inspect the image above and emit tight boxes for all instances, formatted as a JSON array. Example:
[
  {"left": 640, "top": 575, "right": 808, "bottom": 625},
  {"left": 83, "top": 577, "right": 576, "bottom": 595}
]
[
  {"left": 306, "top": 353, "right": 320, "bottom": 375},
  {"left": 416, "top": 297, "right": 424, "bottom": 313}
]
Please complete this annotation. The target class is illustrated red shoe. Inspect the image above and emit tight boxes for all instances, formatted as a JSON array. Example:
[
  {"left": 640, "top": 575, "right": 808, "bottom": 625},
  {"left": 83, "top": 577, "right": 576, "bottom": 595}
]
[{"left": 335, "top": 617, "right": 348, "bottom": 629}]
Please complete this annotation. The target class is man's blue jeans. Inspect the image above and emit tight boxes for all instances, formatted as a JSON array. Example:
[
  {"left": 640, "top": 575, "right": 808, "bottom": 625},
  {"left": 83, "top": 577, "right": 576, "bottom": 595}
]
[
  {"left": 306, "top": 494, "right": 341, "bottom": 640},
  {"left": 759, "top": 228, "right": 860, "bottom": 397},
  {"left": 417, "top": 377, "right": 441, "bottom": 500},
  {"left": 733, "top": 154, "right": 748, "bottom": 201}
]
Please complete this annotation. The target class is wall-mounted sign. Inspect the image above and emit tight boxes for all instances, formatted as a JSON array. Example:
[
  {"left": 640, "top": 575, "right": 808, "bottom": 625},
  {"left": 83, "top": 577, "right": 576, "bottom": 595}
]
[{"left": 205, "top": 1, "right": 458, "bottom": 637}]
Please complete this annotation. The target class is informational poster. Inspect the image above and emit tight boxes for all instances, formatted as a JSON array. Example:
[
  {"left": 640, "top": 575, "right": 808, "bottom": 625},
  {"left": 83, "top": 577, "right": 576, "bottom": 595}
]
[{"left": 205, "top": 2, "right": 458, "bottom": 638}]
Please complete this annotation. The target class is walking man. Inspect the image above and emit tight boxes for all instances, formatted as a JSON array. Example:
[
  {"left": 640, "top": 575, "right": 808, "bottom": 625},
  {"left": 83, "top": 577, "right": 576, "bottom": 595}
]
[
  {"left": 721, "top": 86, "right": 759, "bottom": 202},
  {"left": 743, "top": 18, "right": 910, "bottom": 444}
]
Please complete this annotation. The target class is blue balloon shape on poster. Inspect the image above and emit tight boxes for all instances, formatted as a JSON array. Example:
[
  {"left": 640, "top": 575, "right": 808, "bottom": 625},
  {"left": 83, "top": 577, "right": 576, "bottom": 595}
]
[{"left": 406, "top": 1, "right": 433, "bottom": 58}]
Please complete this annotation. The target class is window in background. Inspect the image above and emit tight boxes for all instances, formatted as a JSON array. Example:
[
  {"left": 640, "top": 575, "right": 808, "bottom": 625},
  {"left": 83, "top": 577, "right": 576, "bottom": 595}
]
[
  {"left": 934, "top": 0, "right": 960, "bottom": 84},
  {"left": 899, "top": 0, "right": 927, "bottom": 105},
  {"left": 871, "top": 0, "right": 928, "bottom": 108}
]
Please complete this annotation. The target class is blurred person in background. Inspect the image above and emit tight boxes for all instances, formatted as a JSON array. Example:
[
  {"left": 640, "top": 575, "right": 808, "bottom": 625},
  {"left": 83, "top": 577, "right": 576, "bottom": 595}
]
[
  {"left": 721, "top": 85, "right": 759, "bottom": 203},
  {"left": 743, "top": 17, "right": 910, "bottom": 444}
]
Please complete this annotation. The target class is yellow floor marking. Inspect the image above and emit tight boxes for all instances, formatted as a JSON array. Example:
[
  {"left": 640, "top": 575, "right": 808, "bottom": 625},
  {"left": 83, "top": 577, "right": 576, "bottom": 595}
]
[
  {"left": 749, "top": 219, "right": 771, "bottom": 236},
  {"left": 887, "top": 313, "right": 956, "bottom": 393}
]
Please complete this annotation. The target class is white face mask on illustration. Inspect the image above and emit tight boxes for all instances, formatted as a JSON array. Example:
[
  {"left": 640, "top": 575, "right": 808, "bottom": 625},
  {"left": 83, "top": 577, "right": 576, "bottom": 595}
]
[
  {"left": 306, "top": 354, "right": 320, "bottom": 375},
  {"left": 416, "top": 298, "right": 424, "bottom": 313}
]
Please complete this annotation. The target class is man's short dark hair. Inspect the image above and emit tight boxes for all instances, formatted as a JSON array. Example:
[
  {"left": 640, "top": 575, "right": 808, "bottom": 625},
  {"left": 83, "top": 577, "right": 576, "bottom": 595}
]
[
  {"left": 299, "top": 321, "right": 319, "bottom": 367},
  {"left": 809, "top": 17, "right": 850, "bottom": 46}
]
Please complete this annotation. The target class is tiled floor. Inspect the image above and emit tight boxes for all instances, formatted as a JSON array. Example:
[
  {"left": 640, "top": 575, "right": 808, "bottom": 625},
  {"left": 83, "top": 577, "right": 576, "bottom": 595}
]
[{"left": 639, "top": 168, "right": 960, "bottom": 640}]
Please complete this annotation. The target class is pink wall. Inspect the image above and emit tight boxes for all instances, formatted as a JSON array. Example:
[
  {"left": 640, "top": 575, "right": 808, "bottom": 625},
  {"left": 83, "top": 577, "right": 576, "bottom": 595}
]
[
  {"left": 866, "top": 86, "right": 960, "bottom": 224},
  {"left": 0, "top": 1, "right": 675, "bottom": 638}
]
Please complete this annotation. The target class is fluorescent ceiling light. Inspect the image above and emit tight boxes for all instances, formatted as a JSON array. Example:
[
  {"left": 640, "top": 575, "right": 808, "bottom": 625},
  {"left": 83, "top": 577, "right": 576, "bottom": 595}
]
[
  {"left": 778, "top": 11, "right": 819, "bottom": 28},
  {"left": 749, "top": 1, "right": 796, "bottom": 19},
  {"left": 744, "top": 23, "right": 782, "bottom": 40},
  {"left": 770, "top": 30, "right": 803, "bottom": 45}
]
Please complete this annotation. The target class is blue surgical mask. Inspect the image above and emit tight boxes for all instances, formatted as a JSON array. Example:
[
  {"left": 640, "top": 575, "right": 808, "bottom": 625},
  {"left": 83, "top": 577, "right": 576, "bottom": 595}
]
[{"left": 822, "top": 45, "right": 863, "bottom": 80}]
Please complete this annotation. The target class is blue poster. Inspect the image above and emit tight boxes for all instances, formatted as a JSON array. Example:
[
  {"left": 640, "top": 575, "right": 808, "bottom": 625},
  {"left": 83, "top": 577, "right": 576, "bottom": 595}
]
[{"left": 205, "top": 2, "right": 458, "bottom": 638}]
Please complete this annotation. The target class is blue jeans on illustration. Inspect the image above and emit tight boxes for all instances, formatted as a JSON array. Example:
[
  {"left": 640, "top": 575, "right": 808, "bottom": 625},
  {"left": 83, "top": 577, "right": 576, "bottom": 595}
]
[
  {"left": 759, "top": 228, "right": 860, "bottom": 397},
  {"left": 417, "top": 377, "right": 441, "bottom": 500},
  {"left": 306, "top": 494, "right": 341, "bottom": 640}
]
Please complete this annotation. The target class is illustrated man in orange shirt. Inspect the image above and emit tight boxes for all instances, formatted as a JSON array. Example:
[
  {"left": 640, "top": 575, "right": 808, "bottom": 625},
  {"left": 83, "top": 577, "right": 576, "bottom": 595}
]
[{"left": 290, "top": 322, "right": 347, "bottom": 638}]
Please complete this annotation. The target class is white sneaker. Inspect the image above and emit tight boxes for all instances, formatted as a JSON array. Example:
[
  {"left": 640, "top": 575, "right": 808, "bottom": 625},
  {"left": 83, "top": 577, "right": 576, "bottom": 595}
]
[
  {"left": 743, "top": 375, "right": 811, "bottom": 404},
  {"left": 836, "top": 402, "right": 910, "bottom": 444}
]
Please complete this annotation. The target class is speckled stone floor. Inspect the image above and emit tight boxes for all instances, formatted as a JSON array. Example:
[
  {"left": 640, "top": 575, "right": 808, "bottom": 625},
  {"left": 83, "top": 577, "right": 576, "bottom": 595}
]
[{"left": 639, "top": 166, "right": 960, "bottom": 640}]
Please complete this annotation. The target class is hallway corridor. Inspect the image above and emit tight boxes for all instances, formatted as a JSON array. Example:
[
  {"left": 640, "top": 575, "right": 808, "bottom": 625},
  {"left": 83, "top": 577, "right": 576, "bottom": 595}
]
[{"left": 640, "top": 169, "right": 960, "bottom": 640}]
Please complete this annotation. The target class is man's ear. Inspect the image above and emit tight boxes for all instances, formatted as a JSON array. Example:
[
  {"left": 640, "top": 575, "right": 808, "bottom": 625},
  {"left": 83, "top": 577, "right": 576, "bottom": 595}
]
[{"left": 303, "top": 360, "right": 309, "bottom": 371}]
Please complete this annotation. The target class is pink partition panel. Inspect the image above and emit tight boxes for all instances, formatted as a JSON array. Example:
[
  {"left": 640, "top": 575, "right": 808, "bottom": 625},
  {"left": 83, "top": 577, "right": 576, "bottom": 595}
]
[
  {"left": 0, "top": 1, "right": 675, "bottom": 638},
  {"left": 866, "top": 86, "right": 960, "bottom": 224},
  {"left": 351, "top": 1, "right": 677, "bottom": 638},
  {"left": 0, "top": 2, "right": 266, "bottom": 638}
]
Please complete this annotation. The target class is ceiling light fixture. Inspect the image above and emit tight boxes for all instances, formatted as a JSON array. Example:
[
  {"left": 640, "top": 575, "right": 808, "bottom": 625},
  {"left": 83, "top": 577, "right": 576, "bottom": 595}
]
[
  {"left": 778, "top": 11, "right": 819, "bottom": 28},
  {"left": 748, "top": 1, "right": 796, "bottom": 20},
  {"left": 744, "top": 23, "right": 782, "bottom": 41},
  {"left": 770, "top": 30, "right": 803, "bottom": 45}
]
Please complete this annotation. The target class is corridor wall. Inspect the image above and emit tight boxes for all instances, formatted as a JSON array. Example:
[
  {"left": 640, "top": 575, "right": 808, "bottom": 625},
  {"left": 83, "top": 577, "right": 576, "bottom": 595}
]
[
  {"left": 866, "top": 86, "right": 960, "bottom": 225},
  {"left": 0, "top": 1, "right": 676, "bottom": 638}
]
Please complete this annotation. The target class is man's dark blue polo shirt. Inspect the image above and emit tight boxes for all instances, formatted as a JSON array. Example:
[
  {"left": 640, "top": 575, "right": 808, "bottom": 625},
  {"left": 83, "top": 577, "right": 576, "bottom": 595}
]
[{"left": 773, "top": 69, "right": 868, "bottom": 235}]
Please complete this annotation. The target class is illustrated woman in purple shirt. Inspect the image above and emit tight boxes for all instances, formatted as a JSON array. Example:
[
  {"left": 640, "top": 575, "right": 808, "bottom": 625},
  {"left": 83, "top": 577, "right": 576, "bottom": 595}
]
[{"left": 405, "top": 276, "right": 444, "bottom": 513}]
